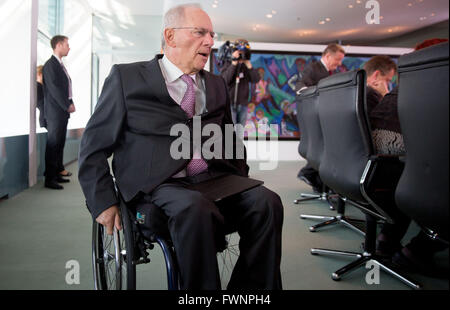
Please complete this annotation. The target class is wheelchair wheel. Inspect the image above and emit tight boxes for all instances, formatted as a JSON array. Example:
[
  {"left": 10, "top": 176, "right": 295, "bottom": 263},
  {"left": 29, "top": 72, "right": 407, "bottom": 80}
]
[
  {"left": 92, "top": 203, "right": 136, "bottom": 290},
  {"left": 218, "top": 232, "right": 240, "bottom": 288}
]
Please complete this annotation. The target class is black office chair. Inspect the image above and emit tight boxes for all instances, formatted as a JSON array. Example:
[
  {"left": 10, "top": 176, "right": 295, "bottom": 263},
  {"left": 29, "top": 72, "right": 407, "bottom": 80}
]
[
  {"left": 395, "top": 42, "right": 449, "bottom": 245},
  {"left": 309, "top": 70, "right": 420, "bottom": 289},
  {"left": 294, "top": 86, "right": 332, "bottom": 205},
  {"left": 295, "top": 86, "right": 365, "bottom": 235}
]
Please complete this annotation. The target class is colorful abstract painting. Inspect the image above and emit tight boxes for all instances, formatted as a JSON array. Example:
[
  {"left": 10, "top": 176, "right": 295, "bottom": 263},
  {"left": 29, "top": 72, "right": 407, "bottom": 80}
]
[{"left": 211, "top": 50, "right": 393, "bottom": 139}]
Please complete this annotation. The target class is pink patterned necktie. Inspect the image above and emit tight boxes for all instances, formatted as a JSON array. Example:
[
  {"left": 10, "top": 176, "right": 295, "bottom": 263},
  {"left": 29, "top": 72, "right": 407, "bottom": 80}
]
[{"left": 180, "top": 74, "right": 208, "bottom": 176}]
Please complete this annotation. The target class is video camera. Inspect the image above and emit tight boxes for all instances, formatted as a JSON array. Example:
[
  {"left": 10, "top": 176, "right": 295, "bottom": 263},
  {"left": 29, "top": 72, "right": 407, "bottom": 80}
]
[{"left": 217, "top": 39, "right": 252, "bottom": 67}]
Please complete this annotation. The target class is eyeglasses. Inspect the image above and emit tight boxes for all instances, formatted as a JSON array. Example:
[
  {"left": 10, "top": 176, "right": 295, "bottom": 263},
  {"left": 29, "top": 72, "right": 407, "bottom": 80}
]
[{"left": 171, "top": 27, "right": 217, "bottom": 39}]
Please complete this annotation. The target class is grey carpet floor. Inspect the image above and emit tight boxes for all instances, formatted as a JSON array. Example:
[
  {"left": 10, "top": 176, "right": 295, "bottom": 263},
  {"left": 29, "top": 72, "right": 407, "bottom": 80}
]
[{"left": 0, "top": 160, "right": 448, "bottom": 290}]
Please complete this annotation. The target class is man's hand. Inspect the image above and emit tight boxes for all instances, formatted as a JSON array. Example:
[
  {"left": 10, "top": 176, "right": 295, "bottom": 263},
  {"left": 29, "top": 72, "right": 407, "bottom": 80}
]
[
  {"left": 371, "top": 80, "right": 389, "bottom": 97},
  {"left": 67, "top": 103, "right": 76, "bottom": 113},
  {"left": 96, "top": 205, "right": 122, "bottom": 235},
  {"left": 231, "top": 50, "right": 241, "bottom": 66}
]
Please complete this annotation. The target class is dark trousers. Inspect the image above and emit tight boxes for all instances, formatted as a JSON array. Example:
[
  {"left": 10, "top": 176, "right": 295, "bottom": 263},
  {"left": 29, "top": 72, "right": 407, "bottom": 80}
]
[
  {"left": 381, "top": 215, "right": 448, "bottom": 260},
  {"left": 45, "top": 117, "right": 68, "bottom": 181},
  {"left": 298, "top": 162, "right": 323, "bottom": 188},
  {"left": 145, "top": 175, "right": 284, "bottom": 290},
  {"left": 378, "top": 158, "right": 448, "bottom": 259}
]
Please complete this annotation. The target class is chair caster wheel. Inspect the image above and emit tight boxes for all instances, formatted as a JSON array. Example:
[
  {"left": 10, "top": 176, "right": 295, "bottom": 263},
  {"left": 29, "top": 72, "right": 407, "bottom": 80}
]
[{"left": 332, "top": 273, "right": 341, "bottom": 281}]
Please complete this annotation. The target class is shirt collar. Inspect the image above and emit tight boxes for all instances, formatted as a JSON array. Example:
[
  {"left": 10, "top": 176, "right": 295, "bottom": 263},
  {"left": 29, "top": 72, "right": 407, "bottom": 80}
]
[
  {"left": 320, "top": 57, "right": 329, "bottom": 71},
  {"left": 53, "top": 54, "right": 63, "bottom": 64},
  {"left": 161, "top": 55, "right": 197, "bottom": 84}
]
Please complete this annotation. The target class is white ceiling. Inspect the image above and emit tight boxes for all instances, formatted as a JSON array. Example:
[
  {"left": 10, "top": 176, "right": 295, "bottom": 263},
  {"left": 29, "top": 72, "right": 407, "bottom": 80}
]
[{"left": 89, "top": 0, "right": 449, "bottom": 52}]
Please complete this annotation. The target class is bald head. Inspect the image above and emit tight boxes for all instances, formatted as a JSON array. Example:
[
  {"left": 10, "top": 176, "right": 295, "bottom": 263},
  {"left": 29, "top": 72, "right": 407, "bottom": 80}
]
[
  {"left": 162, "top": 4, "right": 214, "bottom": 74},
  {"left": 161, "top": 4, "right": 203, "bottom": 50}
]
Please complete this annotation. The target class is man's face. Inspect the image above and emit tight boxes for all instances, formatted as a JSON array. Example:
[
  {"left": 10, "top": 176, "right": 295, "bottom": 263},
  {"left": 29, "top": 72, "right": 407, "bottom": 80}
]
[
  {"left": 170, "top": 8, "right": 214, "bottom": 74},
  {"left": 379, "top": 69, "right": 395, "bottom": 86},
  {"left": 375, "top": 69, "right": 395, "bottom": 88},
  {"left": 367, "top": 68, "right": 396, "bottom": 96},
  {"left": 58, "top": 39, "right": 70, "bottom": 57},
  {"left": 326, "top": 51, "right": 345, "bottom": 71}
]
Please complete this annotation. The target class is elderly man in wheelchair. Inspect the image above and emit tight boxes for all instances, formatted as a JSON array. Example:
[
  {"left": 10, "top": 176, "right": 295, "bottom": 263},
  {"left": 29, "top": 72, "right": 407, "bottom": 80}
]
[{"left": 78, "top": 4, "right": 284, "bottom": 290}]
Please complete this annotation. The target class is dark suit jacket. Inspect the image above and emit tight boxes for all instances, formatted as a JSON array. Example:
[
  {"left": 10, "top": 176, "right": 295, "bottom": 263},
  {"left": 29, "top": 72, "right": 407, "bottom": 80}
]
[
  {"left": 295, "top": 60, "right": 329, "bottom": 91},
  {"left": 366, "top": 86, "right": 383, "bottom": 117},
  {"left": 42, "top": 55, "right": 71, "bottom": 122},
  {"left": 78, "top": 55, "right": 249, "bottom": 219},
  {"left": 369, "top": 86, "right": 400, "bottom": 133}
]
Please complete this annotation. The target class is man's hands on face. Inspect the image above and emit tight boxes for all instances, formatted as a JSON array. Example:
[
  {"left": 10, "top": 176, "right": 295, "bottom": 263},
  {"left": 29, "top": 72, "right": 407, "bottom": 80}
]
[
  {"left": 371, "top": 79, "right": 390, "bottom": 97},
  {"left": 96, "top": 205, "right": 122, "bottom": 235}
]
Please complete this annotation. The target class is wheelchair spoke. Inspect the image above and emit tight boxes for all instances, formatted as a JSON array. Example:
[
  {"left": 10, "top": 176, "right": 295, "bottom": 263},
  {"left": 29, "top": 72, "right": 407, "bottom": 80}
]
[
  {"left": 218, "top": 233, "right": 240, "bottom": 288},
  {"left": 105, "top": 260, "right": 115, "bottom": 289}
]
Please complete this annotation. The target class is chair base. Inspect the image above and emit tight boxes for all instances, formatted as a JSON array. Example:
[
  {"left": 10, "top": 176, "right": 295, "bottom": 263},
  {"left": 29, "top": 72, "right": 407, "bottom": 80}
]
[
  {"left": 294, "top": 192, "right": 336, "bottom": 210},
  {"left": 300, "top": 213, "right": 366, "bottom": 236},
  {"left": 311, "top": 248, "right": 421, "bottom": 289}
]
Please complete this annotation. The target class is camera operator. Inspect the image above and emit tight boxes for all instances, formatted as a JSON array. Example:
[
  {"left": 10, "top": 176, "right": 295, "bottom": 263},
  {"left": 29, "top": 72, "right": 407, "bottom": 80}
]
[{"left": 220, "top": 39, "right": 260, "bottom": 128}]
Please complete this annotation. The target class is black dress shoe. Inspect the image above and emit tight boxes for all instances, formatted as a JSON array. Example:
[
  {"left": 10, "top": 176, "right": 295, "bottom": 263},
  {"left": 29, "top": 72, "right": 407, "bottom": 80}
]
[
  {"left": 45, "top": 181, "right": 64, "bottom": 190},
  {"left": 375, "top": 239, "right": 402, "bottom": 259},
  {"left": 299, "top": 175, "right": 321, "bottom": 193},
  {"left": 59, "top": 171, "right": 73, "bottom": 177},
  {"left": 392, "top": 248, "right": 449, "bottom": 279},
  {"left": 56, "top": 177, "right": 70, "bottom": 183}
]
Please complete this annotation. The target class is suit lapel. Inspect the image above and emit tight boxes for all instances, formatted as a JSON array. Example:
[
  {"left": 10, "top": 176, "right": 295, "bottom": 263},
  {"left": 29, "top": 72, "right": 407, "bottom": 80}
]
[
  {"left": 51, "top": 55, "right": 64, "bottom": 78},
  {"left": 139, "top": 55, "right": 180, "bottom": 109},
  {"left": 318, "top": 61, "right": 328, "bottom": 76},
  {"left": 138, "top": 57, "right": 222, "bottom": 117},
  {"left": 201, "top": 70, "right": 220, "bottom": 114}
]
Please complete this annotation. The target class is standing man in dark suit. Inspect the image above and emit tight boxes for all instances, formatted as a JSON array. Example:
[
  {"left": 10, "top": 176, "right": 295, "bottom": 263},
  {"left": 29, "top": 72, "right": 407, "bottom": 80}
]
[
  {"left": 42, "top": 35, "right": 75, "bottom": 189},
  {"left": 78, "top": 4, "right": 283, "bottom": 290},
  {"left": 296, "top": 43, "right": 345, "bottom": 191}
]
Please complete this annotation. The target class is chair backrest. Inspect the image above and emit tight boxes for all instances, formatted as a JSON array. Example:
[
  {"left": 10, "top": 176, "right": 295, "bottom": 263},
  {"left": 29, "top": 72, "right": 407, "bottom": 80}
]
[
  {"left": 395, "top": 42, "right": 449, "bottom": 239},
  {"left": 296, "top": 86, "right": 320, "bottom": 166},
  {"left": 317, "top": 70, "right": 372, "bottom": 202},
  {"left": 296, "top": 86, "right": 317, "bottom": 159}
]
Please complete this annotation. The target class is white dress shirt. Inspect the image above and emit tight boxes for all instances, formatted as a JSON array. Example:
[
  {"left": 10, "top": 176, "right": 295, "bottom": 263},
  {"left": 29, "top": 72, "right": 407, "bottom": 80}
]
[
  {"left": 158, "top": 56, "right": 207, "bottom": 115},
  {"left": 320, "top": 58, "right": 329, "bottom": 72}
]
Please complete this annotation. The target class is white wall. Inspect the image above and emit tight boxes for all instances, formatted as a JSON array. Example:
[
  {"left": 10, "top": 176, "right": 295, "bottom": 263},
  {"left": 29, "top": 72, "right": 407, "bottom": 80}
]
[
  {"left": 62, "top": 0, "right": 92, "bottom": 130},
  {"left": 0, "top": 0, "right": 34, "bottom": 138}
]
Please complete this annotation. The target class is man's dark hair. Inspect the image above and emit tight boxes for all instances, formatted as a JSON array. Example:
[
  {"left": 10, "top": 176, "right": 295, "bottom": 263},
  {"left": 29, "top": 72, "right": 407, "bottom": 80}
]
[
  {"left": 322, "top": 43, "right": 345, "bottom": 56},
  {"left": 363, "top": 55, "right": 397, "bottom": 76},
  {"left": 50, "top": 35, "right": 68, "bottom": 50}
]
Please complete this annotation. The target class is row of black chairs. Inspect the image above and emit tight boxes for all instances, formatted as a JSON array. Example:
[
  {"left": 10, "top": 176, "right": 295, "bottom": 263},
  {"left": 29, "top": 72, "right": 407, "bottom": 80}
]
[
  {"left": 294, "top": 42, "right": 448, "bottom": 289},
  {"left": 295, "top": 84, "right": 366, "bottom": 236}
]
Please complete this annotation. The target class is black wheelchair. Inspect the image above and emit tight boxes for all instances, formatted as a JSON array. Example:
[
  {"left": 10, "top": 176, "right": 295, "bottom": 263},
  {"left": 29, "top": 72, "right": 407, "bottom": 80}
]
[{"left": 91, "top": 191, "right": 240, "bottom": 290}]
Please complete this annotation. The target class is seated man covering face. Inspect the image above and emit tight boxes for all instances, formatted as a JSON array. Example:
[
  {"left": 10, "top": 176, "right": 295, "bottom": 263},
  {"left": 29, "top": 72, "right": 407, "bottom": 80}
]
[{"left": 78, "top": 4, "right": 284, "bottom": 290}]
